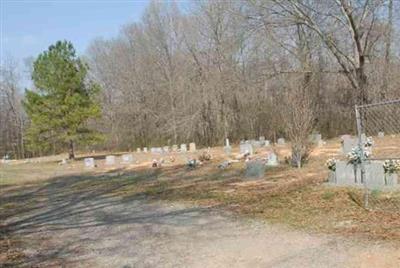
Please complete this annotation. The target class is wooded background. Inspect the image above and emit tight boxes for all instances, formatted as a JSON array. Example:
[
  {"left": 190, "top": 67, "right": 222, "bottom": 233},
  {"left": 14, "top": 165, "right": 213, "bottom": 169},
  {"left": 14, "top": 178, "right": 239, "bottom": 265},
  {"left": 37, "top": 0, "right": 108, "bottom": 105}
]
[{"left": 1, "top": 0, "right": 400, "bottom": 158}]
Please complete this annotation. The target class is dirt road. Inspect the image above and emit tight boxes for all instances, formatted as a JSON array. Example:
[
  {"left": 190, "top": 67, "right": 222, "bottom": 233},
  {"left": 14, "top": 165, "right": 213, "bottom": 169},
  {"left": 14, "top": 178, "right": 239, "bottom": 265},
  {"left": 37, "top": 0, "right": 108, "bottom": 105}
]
[{"left": 7, "top": 193, "right": 398, "bottom": 268}]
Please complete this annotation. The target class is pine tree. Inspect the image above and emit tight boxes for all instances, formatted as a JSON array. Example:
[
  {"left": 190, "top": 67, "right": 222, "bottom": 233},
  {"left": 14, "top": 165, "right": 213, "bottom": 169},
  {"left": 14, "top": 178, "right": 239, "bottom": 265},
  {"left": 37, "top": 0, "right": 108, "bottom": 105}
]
[{"left": 24, "top": 41, "right": 101, "bottom": 159}]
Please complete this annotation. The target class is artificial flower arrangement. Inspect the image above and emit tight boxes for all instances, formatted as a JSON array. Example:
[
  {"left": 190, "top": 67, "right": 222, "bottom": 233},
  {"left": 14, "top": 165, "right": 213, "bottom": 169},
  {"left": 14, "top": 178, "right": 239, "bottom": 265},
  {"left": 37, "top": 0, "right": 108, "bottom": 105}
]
[
  {"left": 346, "top": 146, "right": 371, "bottom": 165},
  {"left": 383, "top": 160, "right": 400, "bottom": 174},
  {"left": 325, "top": 158, "right": 337, "bottom": 171}
]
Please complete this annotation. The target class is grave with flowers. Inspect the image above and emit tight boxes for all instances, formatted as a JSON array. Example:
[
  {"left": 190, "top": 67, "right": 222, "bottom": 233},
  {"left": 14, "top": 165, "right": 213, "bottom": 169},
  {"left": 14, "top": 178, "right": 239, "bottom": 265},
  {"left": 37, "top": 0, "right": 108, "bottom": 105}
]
[{"left": 327, "top": 137, "right": 399, "bottom": 189}]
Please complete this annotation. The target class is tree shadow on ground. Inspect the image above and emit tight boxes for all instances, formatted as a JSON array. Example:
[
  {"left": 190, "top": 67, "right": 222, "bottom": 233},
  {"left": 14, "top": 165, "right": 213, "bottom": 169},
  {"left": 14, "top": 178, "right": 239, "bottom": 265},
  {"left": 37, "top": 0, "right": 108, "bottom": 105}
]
[{"left": 1, "top": 165, "right": 237, "bottom": 267}]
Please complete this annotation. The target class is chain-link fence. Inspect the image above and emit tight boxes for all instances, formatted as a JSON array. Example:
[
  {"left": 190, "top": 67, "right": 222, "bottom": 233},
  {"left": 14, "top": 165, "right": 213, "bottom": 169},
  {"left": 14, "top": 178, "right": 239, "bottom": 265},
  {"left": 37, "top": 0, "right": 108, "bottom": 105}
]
[{"left": 355, "top": 99, "right": 400, "bottom": 212}]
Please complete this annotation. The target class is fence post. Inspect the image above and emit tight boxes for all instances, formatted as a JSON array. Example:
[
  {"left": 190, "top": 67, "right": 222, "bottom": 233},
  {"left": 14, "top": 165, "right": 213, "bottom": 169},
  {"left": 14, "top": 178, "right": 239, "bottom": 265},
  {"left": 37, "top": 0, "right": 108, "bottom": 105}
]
[{"left": 355, "top": 105, "right": 368, "bottom": 208}]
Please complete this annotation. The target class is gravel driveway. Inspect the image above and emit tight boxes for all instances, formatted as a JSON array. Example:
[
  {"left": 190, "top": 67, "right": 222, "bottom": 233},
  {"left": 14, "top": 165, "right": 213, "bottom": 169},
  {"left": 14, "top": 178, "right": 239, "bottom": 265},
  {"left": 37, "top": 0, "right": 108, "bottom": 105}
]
[{"left": 7, "top": 192, "right": 398, "bottom": 268}]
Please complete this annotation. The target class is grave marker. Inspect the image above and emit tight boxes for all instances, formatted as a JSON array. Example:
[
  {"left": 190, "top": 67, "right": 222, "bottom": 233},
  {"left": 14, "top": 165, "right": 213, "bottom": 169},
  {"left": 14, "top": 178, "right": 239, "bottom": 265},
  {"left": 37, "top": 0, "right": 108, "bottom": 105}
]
[
  {"left": 239, "top": 142, "right": 253, "bottom": 155},
  {"left": 245, "top": 159, "right": 266, "bottom": 178},
  {"left": 277, "top": 138, "right": 285, "bottom": 145},
  {"left": 121, "top": 154, "right": 133, "bottom": 164},
  {"left": 266, "top": 153, "right": 278, "bottom": 166},
  {"left": 180, "top": 144, "right": 187, "bottom": 152},
  {"left": 189, "top": 142, "right": 196, "bottom": 152},
  {"left": 105, "top": 155, "right": 116, "bottom": 165},
  {"left": 84, "top": 158, "right": 95, "bottom": 168}
]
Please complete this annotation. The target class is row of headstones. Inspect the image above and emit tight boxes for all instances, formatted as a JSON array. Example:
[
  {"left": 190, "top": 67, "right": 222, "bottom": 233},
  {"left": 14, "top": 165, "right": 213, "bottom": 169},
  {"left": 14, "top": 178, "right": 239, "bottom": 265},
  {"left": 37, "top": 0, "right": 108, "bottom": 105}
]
[
  {"left": 341, "top": 132, "right": 388, "bottom": 154},
  {"left": 84, "top": 154, "right": 134, "bottom": 168},
  {"left": 329, "top": 160, "right": 398, "bottom": 189},
  {"left": 136, "top": 143, "right": 196, "bottom": 154}
]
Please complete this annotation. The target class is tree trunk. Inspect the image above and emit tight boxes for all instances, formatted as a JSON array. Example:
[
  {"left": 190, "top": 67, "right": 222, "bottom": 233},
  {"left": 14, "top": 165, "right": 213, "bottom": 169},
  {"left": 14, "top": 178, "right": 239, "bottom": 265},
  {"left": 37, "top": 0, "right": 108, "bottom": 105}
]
[
  {"left": 382, "top": 0, "right": 393, "bottom": 100},
  {"left": 68, "top": 140, "right": 75, "bottom": 159}
]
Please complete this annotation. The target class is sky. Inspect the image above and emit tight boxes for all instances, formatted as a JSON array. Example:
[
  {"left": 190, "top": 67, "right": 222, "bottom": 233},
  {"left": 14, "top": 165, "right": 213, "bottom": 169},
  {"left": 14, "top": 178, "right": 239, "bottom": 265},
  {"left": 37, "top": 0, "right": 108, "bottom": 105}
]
[{"left": 0, "top": 0, "right": 152, "bottom": 86}]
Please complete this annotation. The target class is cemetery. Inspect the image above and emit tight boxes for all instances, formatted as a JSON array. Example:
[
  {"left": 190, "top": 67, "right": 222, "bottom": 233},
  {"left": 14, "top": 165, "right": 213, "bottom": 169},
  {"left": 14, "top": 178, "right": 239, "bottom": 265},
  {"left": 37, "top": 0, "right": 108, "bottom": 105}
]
[
  {"left": 2, "top": 1, "right": 400, "bottom": 265},
  {"left": 2, "top": 133, "right": 400, "bottom": 266}
]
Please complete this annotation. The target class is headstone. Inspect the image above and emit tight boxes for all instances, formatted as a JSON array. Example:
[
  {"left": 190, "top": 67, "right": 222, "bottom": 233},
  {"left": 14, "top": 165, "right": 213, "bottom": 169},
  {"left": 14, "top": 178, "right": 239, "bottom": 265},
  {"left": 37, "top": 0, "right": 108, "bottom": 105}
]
[
  {"left": 163, "top": 146, "right": 170, "bottom": 153},
  {"left": 172, "top": 145, "right": 178, "bottom": 152},
  {"left": 150, "top": 147, "right": 157, "bottom": 153},
  {"left": 245, "top": 159, "right": 266, "bottom": 178},
  {"left": 342, "top": 137, "right": 358, "bottom": 154},
  {"left": 189, "top": 142, "right": 196, "bottom": 152},
  {"left": 385, "top": 173, "right": 398, "bottom": 186},
  {"left": 105, "top": 155, "right": 116, "bottom": 165},
  {"left": 259, "top": 136, "right": 265, "bottom": 142},
  {"left": 121, "top": 154, "right": 133, "bottom": 164},
  {"left": 239, "top": 142, "right": 253, "bottom": 155},
  {"left": 264, "top": 140, "right": 270, "bottom": 147},
  {"left": 251, "top": 140, "right": 262, "bottom": 149},
  {"left": 277, "top": 138, "right": 285, "bottom": 145},
  {"left": 84, "top": 158, "right": 95, "bottom": 168},
  {"left": 365, "top": 161, "right": 385, "bottom": 188},
  {"left": 223, "top": 145, "right": 232, "bottom": 155},
  {"left": 333, "top": 160, "right": 392, "bottom": 189},
  {"left": 136, "top": 148, "right": 141, "bottom": 153},
  {"left": 315, "top": 134, "right": 322, "bottom": 143},
  {"left": 225, "top": 138, "right": 230, "bottom": 147},
  {"left": 378, "top": 132, "right": 385, "bottom": 138},
  {"left": 335, "top": 161, "right": 361, "bottom": 186},
  {"left": 143, "top": 147, "right": 148, "bottom": 153},
  {"left": 180, "top": 144, "right": 187, "bottom": 152},
  {"left": 266, "top": 152, "right": 278, "bottom": 166},
  {"left": 309, "top": 133, "right": 322, "bottom": 143}
]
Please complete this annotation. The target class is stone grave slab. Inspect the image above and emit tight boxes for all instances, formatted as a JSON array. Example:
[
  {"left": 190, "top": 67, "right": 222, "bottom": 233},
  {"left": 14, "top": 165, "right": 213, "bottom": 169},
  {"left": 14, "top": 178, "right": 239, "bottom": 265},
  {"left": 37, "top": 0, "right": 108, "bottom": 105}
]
[
  {"left": 105, "top": 155, "right": 116, "bottom": 165},
  {"left": 266, "top": 153, "right": 278, "bottom": 166},
  {"left": 121, "top": 154, "right": 133, "bottom": 164},
  {"left": 180, "top": 144, "right": 187, "bottom": 152},
  {"left": 277, "top": 138, "right": 285, "bottom": 145},
  {"left": 189, "top": 142, "right": 196, "bottom": 152},
  {"left": 84, "top": 158, "right": 95, "bottom": 168},
  {"left": 245, "top": 159, "right": 266, "bottom": 178},
  {"left": 239, "top": 142, "right": 253, "bottom": 155}
]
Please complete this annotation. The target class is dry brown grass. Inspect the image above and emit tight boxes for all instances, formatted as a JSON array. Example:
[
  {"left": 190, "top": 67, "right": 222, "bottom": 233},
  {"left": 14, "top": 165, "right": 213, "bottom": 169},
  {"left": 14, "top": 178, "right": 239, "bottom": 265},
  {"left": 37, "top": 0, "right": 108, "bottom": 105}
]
[{"left": 1, "top": 135, "right": 399, "bottom": 264}]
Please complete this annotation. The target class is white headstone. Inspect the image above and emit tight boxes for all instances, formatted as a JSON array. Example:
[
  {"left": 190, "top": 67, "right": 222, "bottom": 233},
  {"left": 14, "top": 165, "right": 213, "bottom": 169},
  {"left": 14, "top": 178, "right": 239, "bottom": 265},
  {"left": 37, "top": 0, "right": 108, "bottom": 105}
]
[
  {"left": 223, "top": 145, "right": 232, "bottom": 155},
  {"left": 84, "top": 158, "right": 95, "bottom": 168},
  {"left": 239, "top": 142, "right": 253, "bottom": 155},
  {"left": 105, "top": 155, "right": 116, "bottom": 165},
  {"left": 121, "top": 154, "right": 133, "bottom": 164},
  {"left": 180, "top": 144, "right": 187, "bottom": 152},
  {"left": 259, "top": 136, "right": 265, "bottom": 141},
  {"left": 136, "top": 148, "right": 141, "bottom": 153},
  {"left": 264, "top": 140, "right": 270, "bottom": 147},
  {"left": 266, "top": 153, "right": 278, "bottom": 166},
  {"left": 277, "top": 138, "right": 285, "bottom": 145},
  {"left": 378, "top": 132, "right": 385, "bottom": 138},
  {"left": 251, "top": 140, "right": 262, "bottom": 149},
  {"left": 143, "top": 147, "right": 148, "bottom": 153},
  {"left": 163, "top": 146, "right": 170, "bottom": 153},
  {"left": 225, "top": 138, "right": 230, "bottom": 147},
  {"left": 172, "top": 145, "right": 178, "bottom": 152},
  {"left": 189, "top": 142, "right": 196, "bottom": 152},
  {"left": 342, "top": 137, "right": 358, "bottom": 154}
]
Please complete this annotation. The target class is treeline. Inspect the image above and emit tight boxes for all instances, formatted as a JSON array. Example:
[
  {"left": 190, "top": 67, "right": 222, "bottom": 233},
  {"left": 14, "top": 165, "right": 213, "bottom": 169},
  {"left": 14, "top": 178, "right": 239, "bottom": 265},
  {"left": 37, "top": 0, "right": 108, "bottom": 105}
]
[
  {"left": 1, "top": 0, "right": 400, "bottom": 159},
  {"left": 86, "top": 0, "right": 400, "bottom": 149}
]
